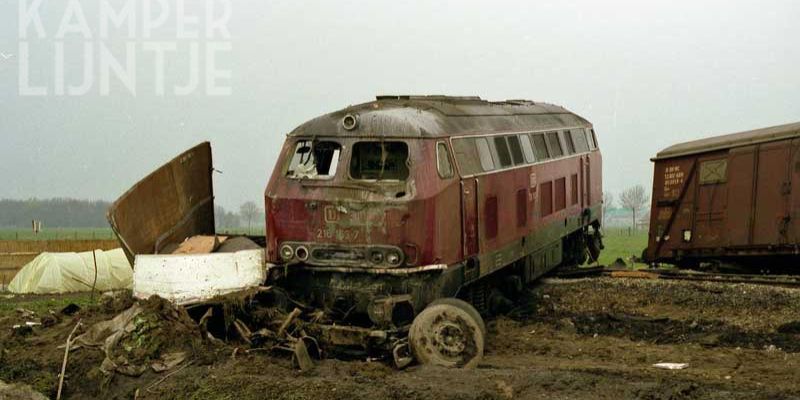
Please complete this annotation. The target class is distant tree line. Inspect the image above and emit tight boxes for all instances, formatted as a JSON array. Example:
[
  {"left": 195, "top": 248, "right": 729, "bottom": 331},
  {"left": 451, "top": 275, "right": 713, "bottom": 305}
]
[
  {"left": 0, "top": 198, "right": 112, "bottom": 228},
  {"left": 0, "top": 198, "right": 264, "bottom": 230}
]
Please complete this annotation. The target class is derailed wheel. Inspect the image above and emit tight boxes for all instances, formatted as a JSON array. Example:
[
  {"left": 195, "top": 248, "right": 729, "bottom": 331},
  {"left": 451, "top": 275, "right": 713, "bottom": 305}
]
[
  {"left": 429, "top": 297, "right": 487, "bottom": 338},
  {"left": 409, "top": 298, "right": 485, "bottom": 368}
]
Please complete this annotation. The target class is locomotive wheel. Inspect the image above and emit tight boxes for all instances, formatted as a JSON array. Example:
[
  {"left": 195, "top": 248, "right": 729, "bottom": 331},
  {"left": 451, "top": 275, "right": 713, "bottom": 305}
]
[
  {"left": 429, "top": 297, "right": 487, "bottom": 338},
  {"left": 409, "top": 298, "right": 485, "bottom": 368}
]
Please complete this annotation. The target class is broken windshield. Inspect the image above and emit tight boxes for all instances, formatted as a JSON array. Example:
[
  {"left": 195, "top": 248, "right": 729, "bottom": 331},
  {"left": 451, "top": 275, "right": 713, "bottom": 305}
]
[
  {"left": 286, "top": 140, "right": 341, "bottom": 179},
  {"left": 349, "top": 141, "right": 410, "bottom": 180}
]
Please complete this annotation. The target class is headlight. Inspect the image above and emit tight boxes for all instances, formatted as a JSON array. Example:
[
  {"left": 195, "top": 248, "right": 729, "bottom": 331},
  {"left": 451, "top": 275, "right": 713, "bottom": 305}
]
[
  {"left": 295, "top": 245, "right": 309, "bottom": 261},
  {"left": 386, "top": 250, "right": 402, "bottom": 266},
  {"left": 370, "top": 250, "right": 384, "bottom": 264},
  {"left": 280, "top": 244, "right": 294, "bottom": 261}
]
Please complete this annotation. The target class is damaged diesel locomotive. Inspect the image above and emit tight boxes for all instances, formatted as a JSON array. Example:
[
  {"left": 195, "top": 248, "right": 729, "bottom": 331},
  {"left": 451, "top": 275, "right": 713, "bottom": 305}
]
[
  {"left": 110, "top": 95, "right": 604, "bottom": 368},
  {"left": 264, "top": 96, "right": 604, "bottom": 367}
]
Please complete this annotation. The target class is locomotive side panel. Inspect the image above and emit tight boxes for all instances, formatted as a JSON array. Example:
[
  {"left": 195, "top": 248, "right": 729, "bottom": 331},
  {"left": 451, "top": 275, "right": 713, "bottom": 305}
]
[{"left": 453, "top": 129, "right": 602, "bottom": 280}]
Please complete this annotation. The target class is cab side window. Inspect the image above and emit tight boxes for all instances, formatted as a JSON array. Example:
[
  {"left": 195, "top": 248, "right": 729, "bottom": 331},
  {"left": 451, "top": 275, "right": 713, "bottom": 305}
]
[{"left": 436, "top": 142, "right": 454, "bottom": 179}]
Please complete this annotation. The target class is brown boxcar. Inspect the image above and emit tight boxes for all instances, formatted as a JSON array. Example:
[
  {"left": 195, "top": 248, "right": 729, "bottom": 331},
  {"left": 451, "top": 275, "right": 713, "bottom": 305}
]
[
  {"left": 264, "top": 96, "right": 603, "bottom": 366},
  {"left": 645, "top": 122, "right": 800, "bottom": 270}
]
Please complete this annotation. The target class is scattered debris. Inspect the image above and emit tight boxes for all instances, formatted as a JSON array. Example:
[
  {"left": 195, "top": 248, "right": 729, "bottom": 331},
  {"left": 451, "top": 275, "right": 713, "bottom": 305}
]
[
  {"left": 74, "top": 296, "right": 203, "bottom": 377},
  {"left": 150, "top": 352, "right": 188, "bottom": 372},
  {"left": 168, "top": 235, "right": 227, "bottom": 255},
  {"left": 145, "top": 360, "right": 195, "bottom": 393},
  {"left": 653, "top": 363, "right": 689, "bottom": 370},
  {"left": 0, "top": 380, "right": 48, "bottom": 400},
  {"left": 12, "top": 321, "right": 41, "bottom": 329},
  {"left": 609, "top": 258, "right": 627, "bottom": 268},
  {"left": 59, "top": 303, "right": 81, "bottom": 316},
  {"left": 56, "top": 319, "right": 82, "bottom": 400},
  {"left": 217, "top": 236, "right": 261, "bottom": 253}
]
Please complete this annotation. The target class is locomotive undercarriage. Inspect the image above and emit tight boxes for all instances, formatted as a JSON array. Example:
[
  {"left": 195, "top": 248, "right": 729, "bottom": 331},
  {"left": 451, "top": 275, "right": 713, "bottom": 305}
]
[{"left": 265, "top": 220, "right": 603, "bottom": 367}]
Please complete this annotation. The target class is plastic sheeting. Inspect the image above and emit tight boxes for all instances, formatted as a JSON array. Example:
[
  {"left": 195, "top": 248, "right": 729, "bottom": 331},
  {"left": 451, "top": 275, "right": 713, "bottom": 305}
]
[{"left": 8, "top": 249, "right": 133, "bottom": 294}]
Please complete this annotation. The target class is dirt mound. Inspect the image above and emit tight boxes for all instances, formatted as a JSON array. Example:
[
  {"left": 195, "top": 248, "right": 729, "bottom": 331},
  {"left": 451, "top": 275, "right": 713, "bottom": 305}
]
[
  {"left": 3, "top": 278, "right": 800, "bottom": 399},
  {"left": 75, "top": 295, "right": 205, "bottom": 377},
  {"left": 0, "top": 379, "right": 48, "bottom": 400}
]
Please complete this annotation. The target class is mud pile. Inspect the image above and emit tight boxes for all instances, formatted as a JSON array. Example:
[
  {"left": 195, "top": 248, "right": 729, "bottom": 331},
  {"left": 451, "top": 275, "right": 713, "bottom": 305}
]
[
  {"left": 2, "top": 277, "right": 800, "bottom": 399},
  {"left": 75, "top": 296, "right": 205, "bottom": 377}
]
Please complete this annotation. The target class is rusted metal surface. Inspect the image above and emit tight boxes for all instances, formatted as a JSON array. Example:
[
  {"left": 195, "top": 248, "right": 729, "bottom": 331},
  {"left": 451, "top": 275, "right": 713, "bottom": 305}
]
[
  {"left": 652, "top": 122, "right": 800, "bottom": 160},
  {"left": 108, "top": 142, "right": 215, "bottom": 264},
  {"left": 266, "top": 95, "right": 604, "bottom": 321},
  {"left": 646, "top": 122, "right": 800, "bottom": 268},
  {"left": 288, "top": 96, "right": 590, "bottom": 139}
]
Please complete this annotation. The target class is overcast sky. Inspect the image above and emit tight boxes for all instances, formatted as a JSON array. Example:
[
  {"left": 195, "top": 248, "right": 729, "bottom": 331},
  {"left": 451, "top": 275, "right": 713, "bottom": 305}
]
[{"left": 1, "top": 0, "right": 798, "bottom": 210}]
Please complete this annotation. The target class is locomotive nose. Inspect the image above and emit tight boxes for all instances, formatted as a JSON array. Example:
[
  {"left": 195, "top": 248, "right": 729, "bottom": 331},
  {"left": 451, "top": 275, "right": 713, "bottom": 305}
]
[{"left": 268, "top": 196, "right": 413, "bottom": 269}]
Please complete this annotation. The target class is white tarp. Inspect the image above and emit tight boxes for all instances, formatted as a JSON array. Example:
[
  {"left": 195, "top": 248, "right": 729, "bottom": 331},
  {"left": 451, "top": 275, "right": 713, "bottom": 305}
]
[
  {"left": 133, "top": 249, "right": 266, "bottom": 305},
  {"left": 8, "top": 249, "right": 133, "bottom": 294}
]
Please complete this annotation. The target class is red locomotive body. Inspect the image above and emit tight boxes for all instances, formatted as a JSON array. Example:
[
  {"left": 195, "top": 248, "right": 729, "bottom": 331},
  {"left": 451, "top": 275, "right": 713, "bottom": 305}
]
[
  {"left": 645, "top": 122, "right": 800, "bottom": 270},
  {"left": 265, "top": 96, "right": 603, "bottom": 321}
]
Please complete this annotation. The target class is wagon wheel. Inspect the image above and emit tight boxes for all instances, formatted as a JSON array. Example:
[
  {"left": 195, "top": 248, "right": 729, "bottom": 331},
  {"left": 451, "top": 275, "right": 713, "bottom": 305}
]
[{"left": 409, "top": 298, "right": 485, "bottom": 368}]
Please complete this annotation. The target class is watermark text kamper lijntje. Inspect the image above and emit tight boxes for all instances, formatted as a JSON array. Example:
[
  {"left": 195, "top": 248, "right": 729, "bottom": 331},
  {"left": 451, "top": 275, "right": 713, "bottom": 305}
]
[{"left": 17, "top": 0, "right": 233, "bottom": 96}]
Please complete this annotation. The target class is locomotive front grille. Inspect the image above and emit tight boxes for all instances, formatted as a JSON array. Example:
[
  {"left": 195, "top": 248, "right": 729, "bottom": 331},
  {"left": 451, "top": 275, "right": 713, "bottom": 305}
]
[
  {"left": 312, "top": 247, "right": 367, "bottom": 263},
  {"left": 280, "top": 242, "right": 405, "bottom": 268}
]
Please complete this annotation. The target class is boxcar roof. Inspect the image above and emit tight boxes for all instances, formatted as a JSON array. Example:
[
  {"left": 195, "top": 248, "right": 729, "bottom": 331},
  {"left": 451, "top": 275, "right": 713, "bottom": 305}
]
[
  {"left": 287, "top": 95, "right": 591, "bottom": 139},
  {"left": 653, "top": 121, "right": 800, "bottom": 161}
]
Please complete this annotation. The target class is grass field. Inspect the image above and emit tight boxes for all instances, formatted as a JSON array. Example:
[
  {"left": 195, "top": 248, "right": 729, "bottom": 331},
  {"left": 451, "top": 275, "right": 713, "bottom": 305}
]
[
  {"left": 594, "top": 228, "right": 649, "bottom": 268},
  {"left": 0, "top": 292, "right": 93, "bottom": 314},
  {"left": 0, "top": 227, "right": 268, "bottom": 241},
  {"left": 0, "top": 228, "right": 116, "bottom": 241},
  {"left": 0, "top": 226, "right": 647, "bottom": 267}
]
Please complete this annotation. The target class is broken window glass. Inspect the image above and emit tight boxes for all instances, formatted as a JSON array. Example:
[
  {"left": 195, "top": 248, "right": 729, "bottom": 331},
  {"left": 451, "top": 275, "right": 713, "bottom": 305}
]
[
  {"left": 350, "top": 141, "right": 410, "bottom": 180},
  {"left": 286, "top": 140, "right": 341, "bottom": 179}
]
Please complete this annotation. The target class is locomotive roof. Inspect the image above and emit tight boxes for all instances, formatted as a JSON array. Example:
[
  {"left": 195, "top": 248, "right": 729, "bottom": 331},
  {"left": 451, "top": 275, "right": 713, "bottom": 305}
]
[
  {"left": 287, "top": 95, "right": 591, "bottom": 138},
  {"left": 653, "top": 121, "right": 800, "bottom": 161}
]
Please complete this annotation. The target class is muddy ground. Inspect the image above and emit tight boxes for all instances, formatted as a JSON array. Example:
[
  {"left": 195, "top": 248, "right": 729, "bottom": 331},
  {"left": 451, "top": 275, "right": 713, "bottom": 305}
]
[{"left": 1, "top": 277, "right": 799, "bottom": 400}]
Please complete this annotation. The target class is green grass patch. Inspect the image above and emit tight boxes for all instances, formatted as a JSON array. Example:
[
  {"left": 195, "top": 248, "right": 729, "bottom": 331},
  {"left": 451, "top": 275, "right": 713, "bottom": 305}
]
[
  {"left": 0, "top": 292, "right": 94, "bottom": 314},
  {"left": 594, "top": 228, "right": 649, "bottom": 268},
  {"left": 0, "top": 228, "right": 116, "bottom": 241}
]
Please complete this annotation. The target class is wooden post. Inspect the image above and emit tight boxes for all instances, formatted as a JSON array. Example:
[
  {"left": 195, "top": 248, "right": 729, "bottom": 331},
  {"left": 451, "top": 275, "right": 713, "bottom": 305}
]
[{"left": 90, "top": 250, "right": 98, "bottom": 303}]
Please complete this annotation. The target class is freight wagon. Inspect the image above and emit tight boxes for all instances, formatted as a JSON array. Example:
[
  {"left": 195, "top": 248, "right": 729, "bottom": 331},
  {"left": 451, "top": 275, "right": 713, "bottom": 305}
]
[{"left": 644, "top": 122, "right": 800, "bottom": 271}]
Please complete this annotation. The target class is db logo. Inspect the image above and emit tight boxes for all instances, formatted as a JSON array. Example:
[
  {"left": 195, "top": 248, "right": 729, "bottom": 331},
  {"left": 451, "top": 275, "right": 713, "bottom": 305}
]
[{"left": 324, "top": 205, "right": 339, "bottom": 223}]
